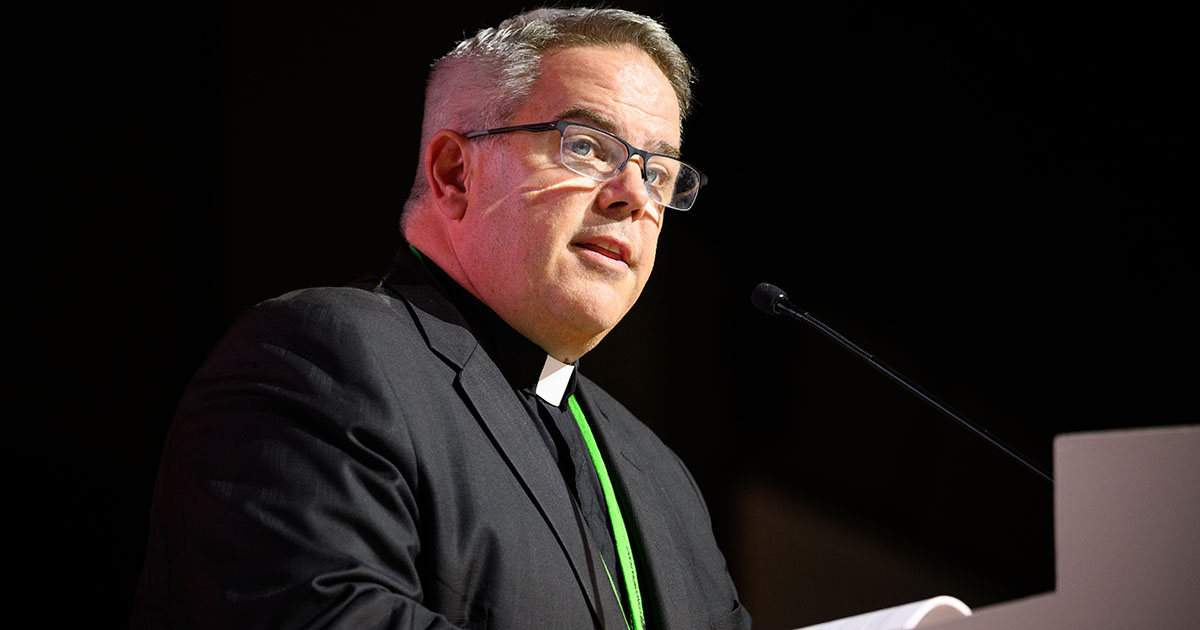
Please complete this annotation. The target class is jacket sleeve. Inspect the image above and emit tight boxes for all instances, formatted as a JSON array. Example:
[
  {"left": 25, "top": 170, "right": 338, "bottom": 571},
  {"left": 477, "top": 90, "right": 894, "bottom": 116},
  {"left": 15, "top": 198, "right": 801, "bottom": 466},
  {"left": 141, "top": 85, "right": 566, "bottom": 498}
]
[{"left": 133, "top": 289, "right": 468, "bottom": 630}]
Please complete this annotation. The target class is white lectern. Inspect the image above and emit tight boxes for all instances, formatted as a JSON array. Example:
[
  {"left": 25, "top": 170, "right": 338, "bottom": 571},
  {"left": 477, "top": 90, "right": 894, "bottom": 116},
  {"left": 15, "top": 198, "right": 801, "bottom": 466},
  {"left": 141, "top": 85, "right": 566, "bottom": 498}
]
[{"left": 937, "top": 424, "right": 1199, "bottom": 629}]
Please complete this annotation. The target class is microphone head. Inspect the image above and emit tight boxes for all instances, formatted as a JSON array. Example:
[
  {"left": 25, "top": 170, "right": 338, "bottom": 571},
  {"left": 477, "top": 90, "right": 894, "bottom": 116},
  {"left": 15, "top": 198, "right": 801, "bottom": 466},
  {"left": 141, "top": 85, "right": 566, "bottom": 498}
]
[{"left": 751, "top": 282, "right": 788, "bottom": 315}]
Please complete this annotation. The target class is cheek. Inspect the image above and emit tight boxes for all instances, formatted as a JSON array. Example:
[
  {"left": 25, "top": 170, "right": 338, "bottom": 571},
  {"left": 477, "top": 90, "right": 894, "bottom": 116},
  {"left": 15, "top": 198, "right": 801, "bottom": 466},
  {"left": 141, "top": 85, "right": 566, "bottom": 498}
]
[
  {"left": 639, "top": 222, "right": 663, "bottom": 275},
  {"left": 488, "top": 201, "right": 571, "bottom": 291}
]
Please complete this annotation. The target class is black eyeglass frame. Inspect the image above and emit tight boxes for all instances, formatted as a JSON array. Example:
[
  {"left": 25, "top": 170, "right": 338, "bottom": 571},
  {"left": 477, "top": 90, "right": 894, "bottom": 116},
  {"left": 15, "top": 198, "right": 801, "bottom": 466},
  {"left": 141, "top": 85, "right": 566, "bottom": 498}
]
[{"left": 463, "top": 120, "right": 708, "bottom": 211}]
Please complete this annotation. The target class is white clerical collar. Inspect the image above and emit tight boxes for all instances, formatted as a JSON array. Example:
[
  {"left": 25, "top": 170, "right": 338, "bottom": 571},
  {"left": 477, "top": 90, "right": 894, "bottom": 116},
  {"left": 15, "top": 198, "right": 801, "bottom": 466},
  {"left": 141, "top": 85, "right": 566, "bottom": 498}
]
[{"left": 535, "top": 355, "right": 575, "bottom": 406}]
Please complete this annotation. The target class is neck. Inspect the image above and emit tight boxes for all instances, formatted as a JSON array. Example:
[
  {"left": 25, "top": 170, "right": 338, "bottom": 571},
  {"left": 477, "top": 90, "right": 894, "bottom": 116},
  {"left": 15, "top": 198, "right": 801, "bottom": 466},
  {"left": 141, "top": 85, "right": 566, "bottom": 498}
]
[{"left": 405, "top": 209, "right": 481, "bottom": 300}]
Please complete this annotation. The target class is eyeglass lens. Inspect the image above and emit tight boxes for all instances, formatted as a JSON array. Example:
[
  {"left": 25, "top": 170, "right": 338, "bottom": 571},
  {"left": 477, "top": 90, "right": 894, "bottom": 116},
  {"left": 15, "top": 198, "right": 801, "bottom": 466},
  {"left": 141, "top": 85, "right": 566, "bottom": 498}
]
[{"left": 559, "top": 124, "right": 702, "bottom": 210}]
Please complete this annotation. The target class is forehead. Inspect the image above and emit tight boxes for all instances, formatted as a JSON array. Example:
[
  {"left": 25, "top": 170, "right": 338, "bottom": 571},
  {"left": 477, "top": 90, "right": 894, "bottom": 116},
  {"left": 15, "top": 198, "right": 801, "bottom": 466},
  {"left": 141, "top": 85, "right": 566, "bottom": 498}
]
[{"left": 519, "top": 44, "right": 682, "bottom": 149}]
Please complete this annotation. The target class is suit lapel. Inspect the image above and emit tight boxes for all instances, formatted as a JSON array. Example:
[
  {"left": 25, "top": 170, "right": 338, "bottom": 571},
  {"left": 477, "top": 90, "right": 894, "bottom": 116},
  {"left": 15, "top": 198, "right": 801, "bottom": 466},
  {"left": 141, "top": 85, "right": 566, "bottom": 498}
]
[
  {"left": 380, "top": 249, "right": 627, "bottom": 629},
  {"left": 578, "top": 392, "right": 709, "bottom": 630},
  {"left": 457, "top": 354, "right": 628, "bottom": 628}
]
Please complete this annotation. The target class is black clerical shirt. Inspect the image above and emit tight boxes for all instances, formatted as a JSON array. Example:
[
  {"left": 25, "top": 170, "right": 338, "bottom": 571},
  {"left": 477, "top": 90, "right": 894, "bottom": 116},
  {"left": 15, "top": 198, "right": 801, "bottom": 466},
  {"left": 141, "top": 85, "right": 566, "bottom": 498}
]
[{"left": 416, "top": 252, "right": 626, "bottom": 605}]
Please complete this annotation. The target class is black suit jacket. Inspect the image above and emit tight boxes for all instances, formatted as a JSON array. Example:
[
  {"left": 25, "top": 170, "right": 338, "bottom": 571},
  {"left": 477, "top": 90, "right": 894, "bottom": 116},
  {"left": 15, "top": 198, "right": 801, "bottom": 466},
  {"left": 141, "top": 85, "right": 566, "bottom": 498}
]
[{"left": 133, "top": 248, "right": 750, "bottom": 629}]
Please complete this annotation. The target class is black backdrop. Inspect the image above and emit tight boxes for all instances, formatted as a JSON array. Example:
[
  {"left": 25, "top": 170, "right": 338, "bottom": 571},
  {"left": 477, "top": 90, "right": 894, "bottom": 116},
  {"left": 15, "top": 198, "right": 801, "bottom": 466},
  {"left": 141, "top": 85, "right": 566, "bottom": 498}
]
[{"left": 33, "top": 1, "right": 1193, "bottom": 627}]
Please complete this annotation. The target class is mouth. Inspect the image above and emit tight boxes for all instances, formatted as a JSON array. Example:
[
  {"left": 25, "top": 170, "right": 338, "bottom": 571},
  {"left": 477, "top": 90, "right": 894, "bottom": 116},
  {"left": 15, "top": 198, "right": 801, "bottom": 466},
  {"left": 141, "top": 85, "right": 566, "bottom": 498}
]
[{"left": 572, "top": 237, "right": 630, "bottom": 265}]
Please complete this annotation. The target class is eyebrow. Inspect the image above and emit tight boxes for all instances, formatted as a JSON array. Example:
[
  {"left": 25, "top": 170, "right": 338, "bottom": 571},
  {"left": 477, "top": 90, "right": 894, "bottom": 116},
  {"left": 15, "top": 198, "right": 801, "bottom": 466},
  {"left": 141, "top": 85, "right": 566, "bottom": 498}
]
[{"left": 557, "top": 106, "right": 682, "bottom": 159}]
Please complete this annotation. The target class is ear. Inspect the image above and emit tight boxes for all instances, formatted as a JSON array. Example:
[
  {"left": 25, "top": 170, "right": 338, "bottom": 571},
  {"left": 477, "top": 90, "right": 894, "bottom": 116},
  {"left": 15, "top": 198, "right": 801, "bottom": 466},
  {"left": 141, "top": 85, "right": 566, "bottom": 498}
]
[{"left": 423, "top": 129, "right": 472, "bottom": 220}]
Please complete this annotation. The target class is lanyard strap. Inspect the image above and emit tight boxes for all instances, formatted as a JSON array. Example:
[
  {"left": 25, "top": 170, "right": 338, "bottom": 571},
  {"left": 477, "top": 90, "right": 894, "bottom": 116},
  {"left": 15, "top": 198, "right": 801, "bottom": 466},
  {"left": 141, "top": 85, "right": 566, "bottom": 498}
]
[{"left": 567, "top": 394, "right": 645, "bottom": 630}]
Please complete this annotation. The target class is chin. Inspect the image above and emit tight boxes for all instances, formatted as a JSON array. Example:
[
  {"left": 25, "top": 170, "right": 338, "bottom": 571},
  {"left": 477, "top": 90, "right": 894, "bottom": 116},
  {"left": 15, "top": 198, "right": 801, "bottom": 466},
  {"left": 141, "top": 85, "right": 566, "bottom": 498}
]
[{"left": 567, "top": 281, "right": 639, "bottom": 325}]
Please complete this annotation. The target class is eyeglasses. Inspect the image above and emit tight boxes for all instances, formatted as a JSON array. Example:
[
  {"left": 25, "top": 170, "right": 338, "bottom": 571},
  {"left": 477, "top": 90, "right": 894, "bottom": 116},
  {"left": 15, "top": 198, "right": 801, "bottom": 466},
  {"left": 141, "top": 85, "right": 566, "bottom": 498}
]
[{"left": 464, "top": 120, "right": 707, "bottom": 211}]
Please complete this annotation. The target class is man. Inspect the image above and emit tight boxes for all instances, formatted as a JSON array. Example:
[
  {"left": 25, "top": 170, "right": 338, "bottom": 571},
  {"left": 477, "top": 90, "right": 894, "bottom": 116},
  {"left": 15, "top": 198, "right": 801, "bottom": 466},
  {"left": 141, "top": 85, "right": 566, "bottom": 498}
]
[{"left": 133, "top": 7, "right": 749, "bottom": 629}]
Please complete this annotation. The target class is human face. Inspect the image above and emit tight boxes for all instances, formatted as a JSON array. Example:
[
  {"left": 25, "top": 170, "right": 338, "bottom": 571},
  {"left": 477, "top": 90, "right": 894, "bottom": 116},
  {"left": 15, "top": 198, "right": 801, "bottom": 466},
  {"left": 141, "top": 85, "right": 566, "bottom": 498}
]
[{"left": 450, "top": 45, "right": 682, "bottom": 361}]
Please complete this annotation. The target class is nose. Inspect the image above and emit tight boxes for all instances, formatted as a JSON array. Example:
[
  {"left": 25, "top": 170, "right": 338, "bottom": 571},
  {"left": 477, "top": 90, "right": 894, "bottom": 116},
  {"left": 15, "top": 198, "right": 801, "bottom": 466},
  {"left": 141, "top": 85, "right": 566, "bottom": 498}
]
[{"left": 597, "top": 156, "right": 657, "bottom": 221}]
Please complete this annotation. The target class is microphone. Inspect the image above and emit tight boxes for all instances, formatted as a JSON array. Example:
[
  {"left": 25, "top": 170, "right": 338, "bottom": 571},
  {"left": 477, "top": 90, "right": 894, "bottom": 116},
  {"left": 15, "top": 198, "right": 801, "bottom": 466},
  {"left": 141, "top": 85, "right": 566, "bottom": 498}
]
[{"left": 752, "top": 282, "right": 1053, "bottom": 485}]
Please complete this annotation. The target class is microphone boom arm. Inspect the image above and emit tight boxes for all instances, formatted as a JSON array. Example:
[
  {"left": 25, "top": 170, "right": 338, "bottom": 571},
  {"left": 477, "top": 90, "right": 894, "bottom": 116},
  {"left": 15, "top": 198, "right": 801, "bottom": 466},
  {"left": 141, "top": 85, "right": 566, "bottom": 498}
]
[{"left": 755, "top": 283, "right": 1054, "bottom": 485}]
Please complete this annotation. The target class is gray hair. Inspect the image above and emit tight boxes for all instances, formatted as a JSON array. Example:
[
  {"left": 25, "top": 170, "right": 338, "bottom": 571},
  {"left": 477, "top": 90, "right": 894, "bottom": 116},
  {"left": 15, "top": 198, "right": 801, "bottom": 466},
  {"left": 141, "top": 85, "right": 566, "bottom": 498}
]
[{"left": 401, "top": 6, "right": 696, "bottom": 221}]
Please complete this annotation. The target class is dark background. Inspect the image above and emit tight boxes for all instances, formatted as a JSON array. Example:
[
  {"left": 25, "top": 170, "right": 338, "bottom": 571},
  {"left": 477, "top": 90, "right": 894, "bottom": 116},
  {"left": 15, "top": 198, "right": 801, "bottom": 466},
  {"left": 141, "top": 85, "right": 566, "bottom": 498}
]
[{"left": 33, "top": 1, "right": 1192, "bottom": 627}]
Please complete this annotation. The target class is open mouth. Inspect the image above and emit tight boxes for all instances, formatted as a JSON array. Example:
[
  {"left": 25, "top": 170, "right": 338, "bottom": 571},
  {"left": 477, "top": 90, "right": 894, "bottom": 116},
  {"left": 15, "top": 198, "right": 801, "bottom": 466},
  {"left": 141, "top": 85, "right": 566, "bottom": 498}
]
[{"left": 574, "top": 241, "right": 624, "bottom": 262}]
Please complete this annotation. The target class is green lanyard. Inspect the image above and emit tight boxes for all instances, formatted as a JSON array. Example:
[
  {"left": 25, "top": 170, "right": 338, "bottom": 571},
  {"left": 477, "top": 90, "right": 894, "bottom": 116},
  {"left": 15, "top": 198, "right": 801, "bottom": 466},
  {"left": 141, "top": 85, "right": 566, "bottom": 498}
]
[{"left": 567, "top": 394, "right": 645, "bottom": 630}]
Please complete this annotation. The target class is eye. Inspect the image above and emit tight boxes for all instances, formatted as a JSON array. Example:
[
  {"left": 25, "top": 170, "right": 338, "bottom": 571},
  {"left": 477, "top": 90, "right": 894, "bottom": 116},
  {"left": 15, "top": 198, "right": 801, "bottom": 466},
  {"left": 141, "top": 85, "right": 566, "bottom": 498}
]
[
  {"left": 644, "top": 162, "right": 674, "bottom": 188},
  {"left": 564, "top": 134, "right": 605, "bottom": 160}
]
